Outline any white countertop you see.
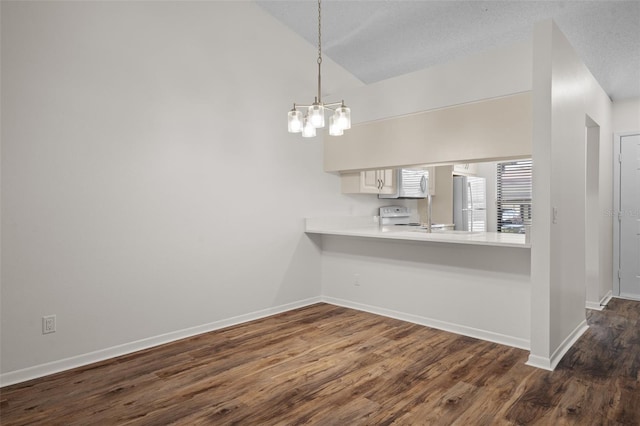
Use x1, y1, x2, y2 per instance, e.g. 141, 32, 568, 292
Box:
305, 216, 530, 248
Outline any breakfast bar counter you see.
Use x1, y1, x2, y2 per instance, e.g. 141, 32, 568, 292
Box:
305, 216, 529, 249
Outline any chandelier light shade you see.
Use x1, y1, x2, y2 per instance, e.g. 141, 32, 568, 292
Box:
308, 100, 325, 128
302, 118, 317, 138
329, 116, 343, 136
287, 108, 303, 133
287, 0, 351, 138
334, 104, 351, 130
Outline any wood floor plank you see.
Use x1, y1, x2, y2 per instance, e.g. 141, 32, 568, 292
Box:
2, 300, 640, 425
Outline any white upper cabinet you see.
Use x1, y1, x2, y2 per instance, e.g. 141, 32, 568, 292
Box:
359, 169, 396, 194
341, 169, 395, 194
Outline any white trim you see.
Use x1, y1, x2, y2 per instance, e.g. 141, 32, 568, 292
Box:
0, 297, 322, 387
585, 301, 604, 311
525, 319, 588, 371
613, 132, 622, 297
586, 290, 612, 311
600, 290, 613, 307
525, 354, 554, 371
321, 296, 530, 350
618, 293, 640, 302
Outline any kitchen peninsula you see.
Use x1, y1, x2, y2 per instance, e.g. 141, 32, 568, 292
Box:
305, 217, 529, 248
306, 215, 532, 351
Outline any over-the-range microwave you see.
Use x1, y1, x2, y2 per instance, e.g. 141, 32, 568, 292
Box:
379, 168, 428, 199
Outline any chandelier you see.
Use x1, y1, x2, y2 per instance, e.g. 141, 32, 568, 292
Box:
287, 0, 351, 138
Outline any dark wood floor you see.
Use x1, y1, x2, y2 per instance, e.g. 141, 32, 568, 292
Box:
1, 299, 638, 425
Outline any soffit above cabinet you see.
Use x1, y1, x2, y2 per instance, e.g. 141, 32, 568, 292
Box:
324, 92, 532, 173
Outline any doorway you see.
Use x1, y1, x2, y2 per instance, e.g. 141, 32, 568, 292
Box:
614, 132, 640, 300
585, 118, 601, 309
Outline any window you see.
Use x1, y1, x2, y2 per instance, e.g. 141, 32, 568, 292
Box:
497, 159, 532, 234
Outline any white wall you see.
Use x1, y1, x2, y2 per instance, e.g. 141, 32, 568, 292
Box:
335, 40, 533, 124
0, 1, 388, 384
590, 80, 615, 314
321, 237, 531, 348
529, 20, 612, 370
613, 97, 640, 133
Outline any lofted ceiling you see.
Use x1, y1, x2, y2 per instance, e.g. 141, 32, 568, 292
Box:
257, 0, 640, 101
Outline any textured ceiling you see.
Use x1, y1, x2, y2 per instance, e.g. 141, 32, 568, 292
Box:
257, 0, 640, 101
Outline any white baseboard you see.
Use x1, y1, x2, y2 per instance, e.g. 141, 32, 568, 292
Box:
525, 319, 588, 371
617, 293, 640, 301
321, 296, 530, 350
586, 301, 604, 311
600, 291, 613, 307
525, 354, 554, 371
0, 297, 322, 388
586, 290, 613, 311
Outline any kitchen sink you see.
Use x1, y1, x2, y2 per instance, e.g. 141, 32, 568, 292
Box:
433, 229, 483, 234
409, 228, 482, 234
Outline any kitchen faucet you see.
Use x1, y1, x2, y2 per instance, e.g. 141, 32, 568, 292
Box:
418, 194, 432, 233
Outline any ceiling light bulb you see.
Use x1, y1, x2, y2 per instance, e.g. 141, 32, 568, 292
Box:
308, 103, 325, 128
329, 116, 343, 136
302, 118, 317, 138
288, 108, 303, 133
334, 105, 351, 130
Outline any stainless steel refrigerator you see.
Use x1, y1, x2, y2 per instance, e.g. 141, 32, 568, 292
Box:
453, 176, 486, 232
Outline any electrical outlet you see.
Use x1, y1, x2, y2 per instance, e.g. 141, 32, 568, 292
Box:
42, 315, 56, 334
353, 273, 360, 286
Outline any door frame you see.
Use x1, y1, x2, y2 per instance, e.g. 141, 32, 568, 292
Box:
613, 132, 640, 297
585, 118, 601, 309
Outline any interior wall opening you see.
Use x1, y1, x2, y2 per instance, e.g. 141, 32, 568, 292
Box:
585, 115, 601, 309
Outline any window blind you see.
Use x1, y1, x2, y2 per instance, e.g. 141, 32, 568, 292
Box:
497, 159, 532, 234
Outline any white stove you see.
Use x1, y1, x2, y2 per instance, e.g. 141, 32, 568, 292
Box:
379, 206, 420, 226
